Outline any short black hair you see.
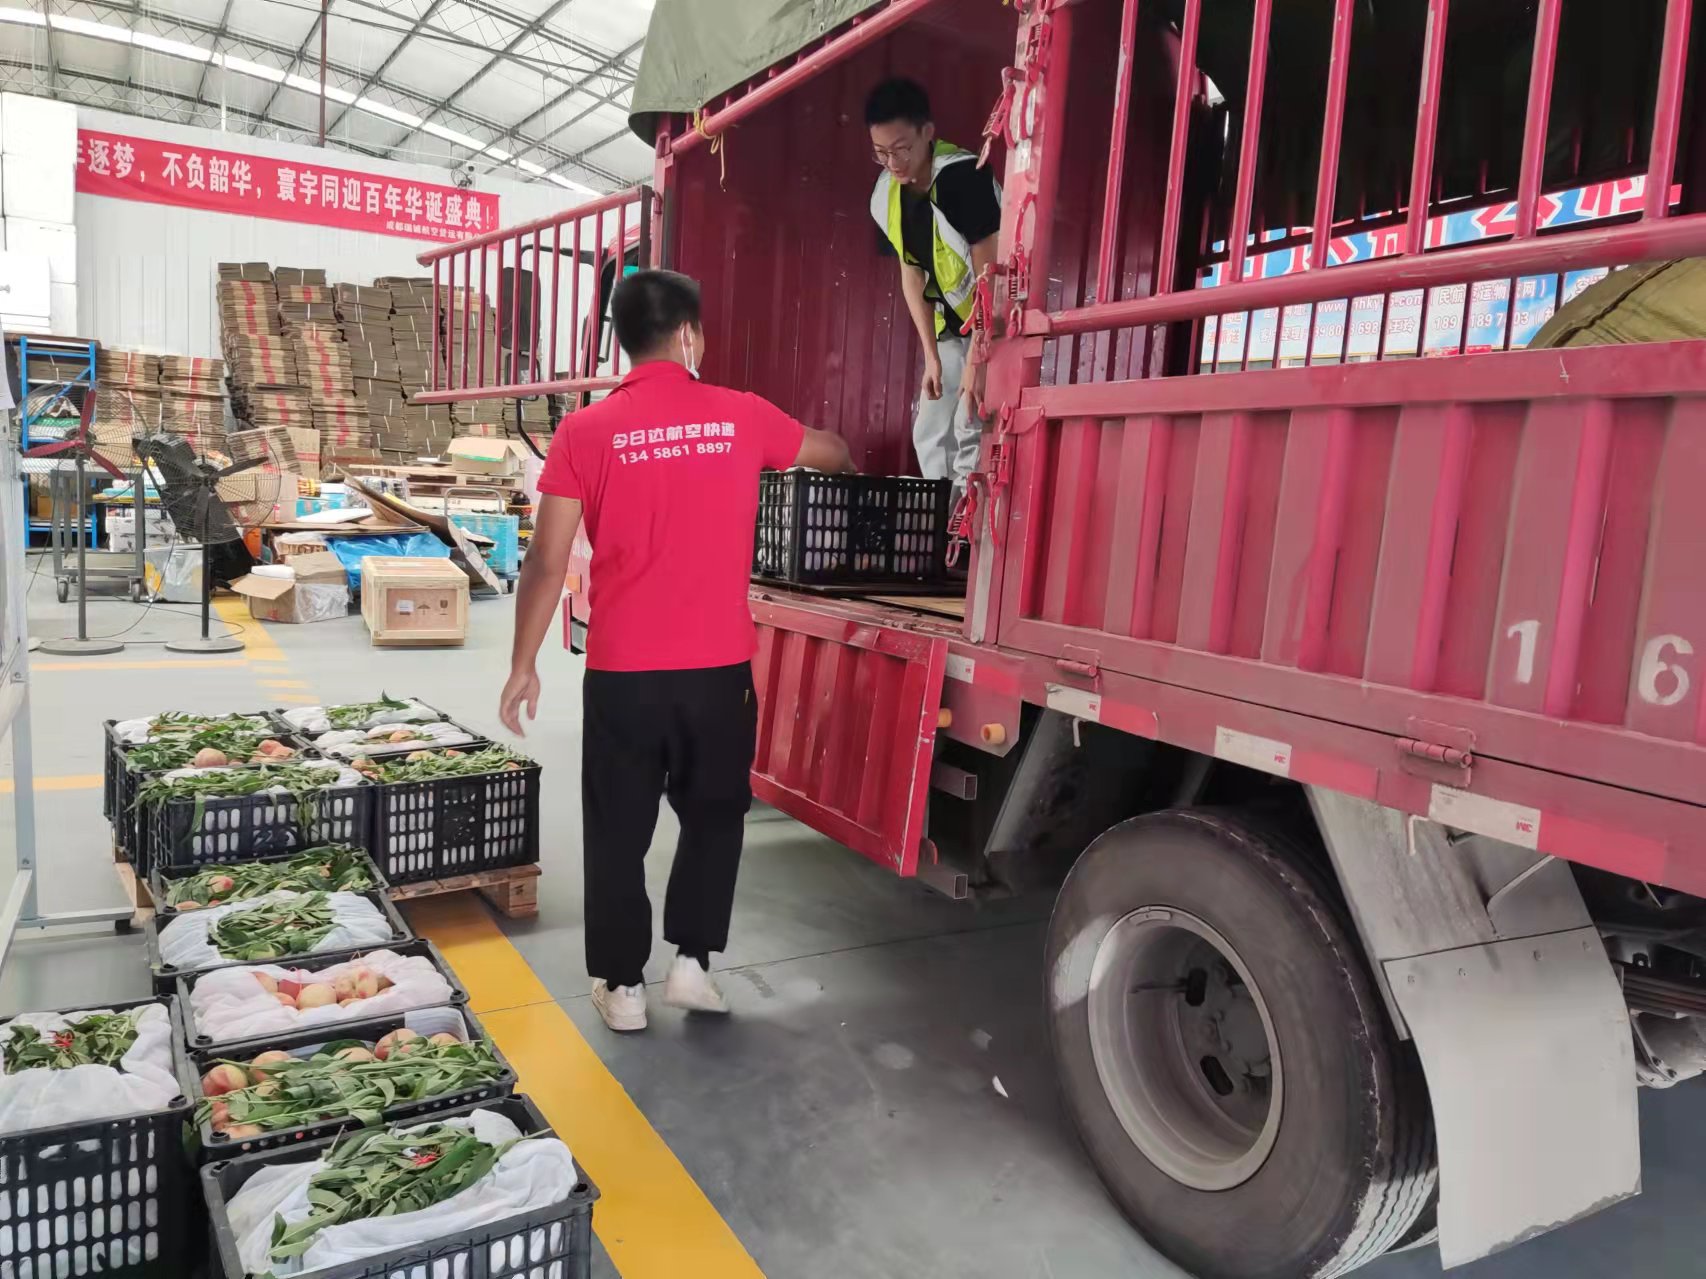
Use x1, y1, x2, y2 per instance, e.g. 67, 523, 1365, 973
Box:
610, 269, 701, 358
865, 78, 932, 128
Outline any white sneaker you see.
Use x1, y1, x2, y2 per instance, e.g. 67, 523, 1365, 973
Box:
663, 956, 729, 1014
590, 980, 647, 1031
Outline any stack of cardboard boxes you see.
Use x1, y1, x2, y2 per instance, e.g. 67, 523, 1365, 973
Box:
342, 284, 407, 465
218, 262, 313, 514
440, 286, 499, 388
90, 348, 231, 464
219, 264, 311, 436
325, 285, 388, 468
379, 276, 453, 460
282, 286, 360, 478
158, 354, 228, 452
89, 350, 160, 472
95, 349, 163, 431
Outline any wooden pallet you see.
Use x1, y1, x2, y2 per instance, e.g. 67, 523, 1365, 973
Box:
112, 858, 154, 921
386, 863, 540, 919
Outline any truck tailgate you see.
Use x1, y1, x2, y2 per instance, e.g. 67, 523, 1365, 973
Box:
749, 592, 949, 876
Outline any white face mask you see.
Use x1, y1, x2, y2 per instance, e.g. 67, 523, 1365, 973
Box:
680, 326, 700, 380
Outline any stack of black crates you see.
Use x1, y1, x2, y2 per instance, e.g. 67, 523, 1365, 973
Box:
0, 697, 590, 1278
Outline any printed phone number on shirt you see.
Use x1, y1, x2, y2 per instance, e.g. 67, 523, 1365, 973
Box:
613, 421, 738, 464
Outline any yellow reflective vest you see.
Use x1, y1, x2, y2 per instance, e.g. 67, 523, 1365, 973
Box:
869, 142, 998, 337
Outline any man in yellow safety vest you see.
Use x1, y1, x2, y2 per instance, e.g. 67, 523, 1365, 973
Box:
867, 78, 1002, 495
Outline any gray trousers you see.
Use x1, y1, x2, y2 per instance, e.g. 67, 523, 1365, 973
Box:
913, 333, 983, 490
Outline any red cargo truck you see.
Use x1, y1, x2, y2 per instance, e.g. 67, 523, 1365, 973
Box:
421, 1, 1706, 1273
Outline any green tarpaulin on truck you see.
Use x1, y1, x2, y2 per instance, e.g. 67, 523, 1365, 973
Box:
1529, 260, 1706, 350
629, 0, 884, 144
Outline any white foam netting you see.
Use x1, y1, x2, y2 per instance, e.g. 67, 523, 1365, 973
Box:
280, 701, 441, 736
229, 1109, 577, 1277
158, 891, 397, 973
311, 720, 477, 758
158, 762, 365, 789
190, 949, 455, 1044
111, 714, 273, 745
0, 1003, 180, 1134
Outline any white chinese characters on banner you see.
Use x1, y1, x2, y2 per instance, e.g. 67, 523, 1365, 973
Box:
78, 129, 496, 243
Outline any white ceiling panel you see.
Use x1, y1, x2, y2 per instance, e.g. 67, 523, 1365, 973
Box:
0, 0, 659, 197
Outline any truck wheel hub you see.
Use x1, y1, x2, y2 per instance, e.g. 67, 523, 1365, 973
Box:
1086, 907, 1283, 1191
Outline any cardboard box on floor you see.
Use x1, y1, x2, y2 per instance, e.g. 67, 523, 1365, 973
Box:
448, 437, 530, 479
360, 556, 468, 646
230, 551, 350, 624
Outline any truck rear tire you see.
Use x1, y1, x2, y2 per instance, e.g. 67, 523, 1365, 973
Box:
1046, 811, 1436, 1278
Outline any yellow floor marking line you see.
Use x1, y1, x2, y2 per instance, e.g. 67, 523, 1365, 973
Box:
211, 595, 286, 663
404, 895, 766, 1279
32, 658, 249, 672
0, 774, 102, 793
272, 693, 321, 704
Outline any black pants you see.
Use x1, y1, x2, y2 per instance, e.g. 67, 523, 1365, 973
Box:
582, 662, 758, 988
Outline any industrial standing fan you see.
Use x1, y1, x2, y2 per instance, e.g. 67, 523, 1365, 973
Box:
27, 384, 140, 656
136, 430, 285, 653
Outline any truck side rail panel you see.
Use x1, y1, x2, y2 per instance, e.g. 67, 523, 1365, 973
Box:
993, 339, 1706, 887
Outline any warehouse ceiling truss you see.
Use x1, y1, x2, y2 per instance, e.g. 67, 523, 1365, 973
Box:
0, 0, 656, 194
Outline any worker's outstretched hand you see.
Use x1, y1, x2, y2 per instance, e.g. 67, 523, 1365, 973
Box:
499, 666, 541, 737
921, 357, 943, 401
961, 361, 988, 417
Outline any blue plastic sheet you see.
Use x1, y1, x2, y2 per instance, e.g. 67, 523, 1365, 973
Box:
325, 534, 451, 590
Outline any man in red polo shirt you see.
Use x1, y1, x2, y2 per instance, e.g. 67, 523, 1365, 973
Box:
500, 269, 852, 1032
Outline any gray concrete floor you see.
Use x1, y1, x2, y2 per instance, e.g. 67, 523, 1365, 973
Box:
4, 558, 1704, 1278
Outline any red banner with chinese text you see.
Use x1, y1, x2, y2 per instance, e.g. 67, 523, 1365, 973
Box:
74, 128, 500, 243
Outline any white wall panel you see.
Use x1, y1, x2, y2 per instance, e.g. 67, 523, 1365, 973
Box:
72, 107, 583, 359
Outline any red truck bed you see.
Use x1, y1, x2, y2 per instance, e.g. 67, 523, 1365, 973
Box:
663, 0, 1706, 899
451, 0, 1706, 897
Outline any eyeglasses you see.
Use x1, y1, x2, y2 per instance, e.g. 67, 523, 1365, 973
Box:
871, 140, 920, 166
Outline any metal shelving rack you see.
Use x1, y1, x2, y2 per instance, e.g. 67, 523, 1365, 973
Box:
18, 335, 99, 547
0, 349, 131, 973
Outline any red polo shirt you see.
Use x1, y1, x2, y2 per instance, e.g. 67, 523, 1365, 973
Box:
539, 361, 805, 671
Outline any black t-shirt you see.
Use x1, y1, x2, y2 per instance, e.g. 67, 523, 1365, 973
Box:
878, 158, 1002, 330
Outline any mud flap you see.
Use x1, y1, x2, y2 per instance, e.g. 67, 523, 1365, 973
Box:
1308, 788, 1640, 1268
1388, 928, 1639, 1267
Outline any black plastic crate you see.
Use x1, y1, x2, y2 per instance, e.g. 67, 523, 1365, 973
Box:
754, 471, 951, 586
370, 755, 540, 885
0, 997, 197, 1278
145, 889, 415, 996
189, 1005, 517, 1160
104, 713, 297, 859
178, 939, 469, 1059
116, 738, 319, 864
138, 763, 373, 882
204, 1095, 594, 1279
149, 846, 390, 922
102, 721, 123, 824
